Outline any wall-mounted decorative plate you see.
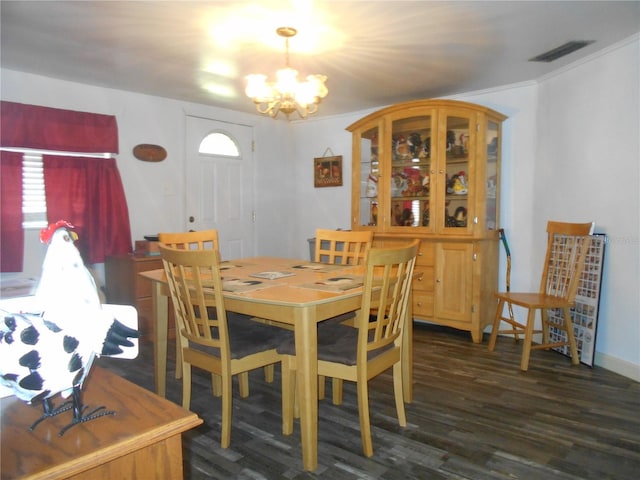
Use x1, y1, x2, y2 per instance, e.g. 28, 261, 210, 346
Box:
133, 144, 167, 162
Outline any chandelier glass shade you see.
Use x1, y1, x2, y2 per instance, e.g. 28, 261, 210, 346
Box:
245, 27, 328, 119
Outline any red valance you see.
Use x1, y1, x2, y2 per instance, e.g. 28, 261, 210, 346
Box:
0, 101, 118, 154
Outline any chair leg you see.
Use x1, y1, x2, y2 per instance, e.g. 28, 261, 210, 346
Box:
238, 371, 250, 398
281, 356, 296, 436
212, 374, 221, 397
318, 375, 326, 400
563, 306, 580, 365
393, 361, 406, 427
488, 298, 505, 351
220, 372, 233, 448
182, 362, 192, 410
356, 377, 373, 457
332, 378, 343, 405
520, 308, 537, 371
264, 364, 275, 383
175, 338, 183, 379
541, 309, 550, 345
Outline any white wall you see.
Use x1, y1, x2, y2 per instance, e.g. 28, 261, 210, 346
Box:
1, 34, 638, 379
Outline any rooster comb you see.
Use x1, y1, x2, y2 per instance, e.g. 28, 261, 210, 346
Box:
40, 220, 75, 244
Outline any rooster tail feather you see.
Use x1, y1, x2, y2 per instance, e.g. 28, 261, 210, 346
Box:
101, 319, 139, 356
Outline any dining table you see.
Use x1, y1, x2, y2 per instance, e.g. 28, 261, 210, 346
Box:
140, 256, 414, 472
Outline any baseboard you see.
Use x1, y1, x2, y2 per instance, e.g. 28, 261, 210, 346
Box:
594, 352, 640, 382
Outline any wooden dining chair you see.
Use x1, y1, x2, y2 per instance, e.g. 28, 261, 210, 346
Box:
488, 221, 594, 371
314, 228, 373, 265
279, 240, 419, 457
314, 229, 373, 402
159, 229, 276, 393
158, 229, 219, 251
159, 244, 290, 448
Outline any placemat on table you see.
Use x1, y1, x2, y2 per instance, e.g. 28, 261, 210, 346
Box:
294, 275, 363, 292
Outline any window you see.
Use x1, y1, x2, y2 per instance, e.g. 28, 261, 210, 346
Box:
198, 132, 240, 157
22, 153, 47, 229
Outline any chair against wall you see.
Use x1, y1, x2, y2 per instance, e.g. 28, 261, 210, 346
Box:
159, 245, 289, 448
487, 221, 594, 371
314, 229, 373, 402
279, 240, 419, 457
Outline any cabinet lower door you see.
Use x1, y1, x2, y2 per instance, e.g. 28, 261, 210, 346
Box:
435, 242, 473, 322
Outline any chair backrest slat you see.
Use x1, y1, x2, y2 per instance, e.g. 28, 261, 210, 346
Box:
314, 229, 373, 265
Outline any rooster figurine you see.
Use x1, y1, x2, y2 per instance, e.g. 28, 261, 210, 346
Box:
0, 220, 139, 436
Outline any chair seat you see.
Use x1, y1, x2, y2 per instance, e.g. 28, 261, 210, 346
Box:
192, 312, 292, 359
496, 292, 575, 309
277, 321, 392, 366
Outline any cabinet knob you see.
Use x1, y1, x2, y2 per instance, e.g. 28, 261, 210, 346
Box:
436, 278, 441, 283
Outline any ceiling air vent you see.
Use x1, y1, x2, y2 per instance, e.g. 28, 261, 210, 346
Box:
529, 40, 595, 62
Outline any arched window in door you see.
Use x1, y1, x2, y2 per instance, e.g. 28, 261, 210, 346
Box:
198, 131, 240, 157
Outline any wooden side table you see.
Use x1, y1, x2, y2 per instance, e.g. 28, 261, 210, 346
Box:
1, 367, 202, 479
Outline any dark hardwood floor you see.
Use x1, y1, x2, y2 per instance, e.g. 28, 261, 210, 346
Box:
98, 324, 640, 479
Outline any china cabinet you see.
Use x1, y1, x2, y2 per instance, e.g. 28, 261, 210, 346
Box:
347, 99, 506, 342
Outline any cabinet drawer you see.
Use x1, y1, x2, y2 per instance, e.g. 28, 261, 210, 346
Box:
413, 291, 434, 317
136, 297, 176, 340
413, 266, 434, 291
136, 276, 154, 299
135, 297, 154, 336
416, 242, 435, 266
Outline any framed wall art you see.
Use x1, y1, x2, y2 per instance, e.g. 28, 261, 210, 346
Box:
314, 155, 343, 188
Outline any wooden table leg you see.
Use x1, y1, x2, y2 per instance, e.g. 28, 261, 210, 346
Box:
152, 281, 168, 397
295, 310, 318, 471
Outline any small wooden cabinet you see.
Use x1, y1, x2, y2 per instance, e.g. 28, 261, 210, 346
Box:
1, 367, 201, 479
347, 99, 507, 342
105, 254, 174, 340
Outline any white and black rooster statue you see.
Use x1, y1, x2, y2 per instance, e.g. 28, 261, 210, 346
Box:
0, 220, 139, 436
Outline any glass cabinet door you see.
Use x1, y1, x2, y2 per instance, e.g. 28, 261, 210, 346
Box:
443, 114, 471, 232
358, 125, 379, 227
485, 120, 500, 231
390, 115, 433, 230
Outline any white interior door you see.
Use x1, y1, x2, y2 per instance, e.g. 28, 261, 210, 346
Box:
185, 116, 255, 260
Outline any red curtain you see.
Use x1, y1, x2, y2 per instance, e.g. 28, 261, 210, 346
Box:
43, 156, 132, 264
1, 101, 118, 153
0, 151, 24, 272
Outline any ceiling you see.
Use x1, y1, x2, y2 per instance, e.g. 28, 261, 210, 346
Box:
1, 1, 639, 119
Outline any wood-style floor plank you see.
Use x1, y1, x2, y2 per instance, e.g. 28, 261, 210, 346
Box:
99, 324, 640, 479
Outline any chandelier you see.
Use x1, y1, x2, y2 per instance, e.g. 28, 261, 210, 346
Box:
245, 27, 328, 119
